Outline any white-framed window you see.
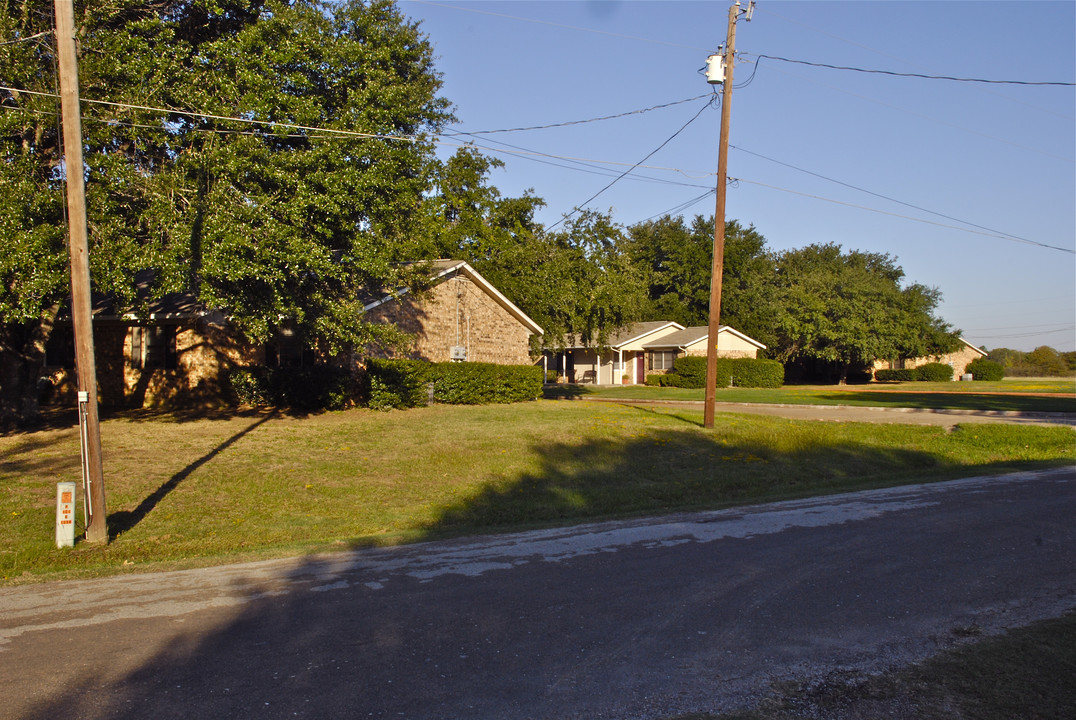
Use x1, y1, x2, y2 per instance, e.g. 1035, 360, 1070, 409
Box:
648, 350, 676, 371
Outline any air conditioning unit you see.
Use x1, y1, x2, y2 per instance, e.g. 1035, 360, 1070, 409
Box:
450, 346, 468, 361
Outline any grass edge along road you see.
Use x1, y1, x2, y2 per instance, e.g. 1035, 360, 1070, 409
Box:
670, 612, 1076, 720
3, 399, 1073, 583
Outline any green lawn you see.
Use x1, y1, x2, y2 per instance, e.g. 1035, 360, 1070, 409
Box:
555, 377, 1076, 413
3, 400, 1073, 582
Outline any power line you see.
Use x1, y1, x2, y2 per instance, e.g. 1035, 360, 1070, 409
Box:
3, 85, 1068, 253
729, 175, 1076, 254
0, 30, 51, 46
748, 53, 1076, 87
548, 95, 716, 231
730, 144, 1045, 248
441, 94, 712, 135
640, 189, 716, 223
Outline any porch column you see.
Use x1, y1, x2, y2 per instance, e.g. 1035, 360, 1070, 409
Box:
618, 349, 624, 383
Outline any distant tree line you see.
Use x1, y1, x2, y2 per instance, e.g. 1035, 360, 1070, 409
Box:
986, 347, 1076, 377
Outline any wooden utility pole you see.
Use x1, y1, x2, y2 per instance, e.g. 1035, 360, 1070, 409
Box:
704, 1, 746, 429
54, 0, 108, 542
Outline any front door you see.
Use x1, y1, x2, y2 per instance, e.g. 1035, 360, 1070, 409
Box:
636, 353, 645, 384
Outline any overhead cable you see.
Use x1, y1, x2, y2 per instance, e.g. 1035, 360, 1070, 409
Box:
441, 94, 712, 135
730, 144, 1048, 248
548, 94, 716, 231
748, 53, 1076, 86
730, 176, 1076, 254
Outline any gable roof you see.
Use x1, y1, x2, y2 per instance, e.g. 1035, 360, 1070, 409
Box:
642, 325, 766, 350
363, 259, 544, 336
606, 321, 684, 347
959, 338, 988, 358
560, 320, 684, 350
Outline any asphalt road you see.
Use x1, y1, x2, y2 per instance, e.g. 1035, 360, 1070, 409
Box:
2, 468, 1073, 720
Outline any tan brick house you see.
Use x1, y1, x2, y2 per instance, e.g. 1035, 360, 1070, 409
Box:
42, 260, 543, 408
642, 325, 765, 378
547, 321, 765, 385
363, 260, 543, 365
872, 337, 988, 381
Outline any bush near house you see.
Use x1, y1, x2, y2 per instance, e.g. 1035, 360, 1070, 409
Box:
670, 356, 709, 388
362, 358, 543, 410
875, 368, 919, 382
729, 357, 785, 388
644, 357, 783, 389
966, 358, 1005, 381
228, 365, 355, 410
875, 362, 955, 383
917, 362, 956, 382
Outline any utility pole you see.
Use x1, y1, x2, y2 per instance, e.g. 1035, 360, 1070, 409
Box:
703, 1, 751, 429
54, 0, 108, 542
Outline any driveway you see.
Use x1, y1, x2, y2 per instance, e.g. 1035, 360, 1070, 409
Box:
1, 467, 1073, 719
587, 397, 1076, 427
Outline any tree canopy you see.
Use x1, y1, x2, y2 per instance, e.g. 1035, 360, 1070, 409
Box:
770, 243, 959, 382
1, 0, 451, 419
624, 215, 776, 347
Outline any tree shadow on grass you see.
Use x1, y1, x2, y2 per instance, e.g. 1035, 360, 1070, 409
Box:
106, 411, 277, 539
416, 421, 960, 541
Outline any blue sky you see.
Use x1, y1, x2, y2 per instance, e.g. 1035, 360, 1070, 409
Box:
399, 0, 1076, 353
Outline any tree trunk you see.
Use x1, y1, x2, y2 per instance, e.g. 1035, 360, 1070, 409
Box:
838, 362, 849, 385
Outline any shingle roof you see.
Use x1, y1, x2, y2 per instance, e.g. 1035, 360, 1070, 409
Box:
642, 325, 766, 350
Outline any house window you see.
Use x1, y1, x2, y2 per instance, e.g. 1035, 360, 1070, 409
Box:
44, 325, 76, 368
131, 326, 178, 370
265, 334, 315, 368
648, 350, 676, 371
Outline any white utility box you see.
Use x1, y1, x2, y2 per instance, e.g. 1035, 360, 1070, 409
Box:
56, 482, 76, 548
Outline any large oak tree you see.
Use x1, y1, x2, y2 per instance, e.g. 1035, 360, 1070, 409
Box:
0, 0, 451, 421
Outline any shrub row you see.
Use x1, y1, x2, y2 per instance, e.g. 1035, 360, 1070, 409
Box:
362, 358, 543, 410
965, 358, 1005, 381
645, 356, 784, 389
874, 362, 955, 383
228, 365, 354, 410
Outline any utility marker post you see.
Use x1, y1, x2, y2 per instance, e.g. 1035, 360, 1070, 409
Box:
704, 1, 750, 429
54, 0, 108, 542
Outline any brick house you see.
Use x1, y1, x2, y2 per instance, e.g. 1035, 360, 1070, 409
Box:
547, 321, 764, 385
42, 290, 258, 409
642, 325, 765, 376
872, 337, 988, 381
363, 259, 543, 365
42, 260, 543, 408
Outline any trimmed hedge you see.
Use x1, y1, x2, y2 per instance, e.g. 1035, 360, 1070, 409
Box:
875, 368, 918, 382
917, 362, 955, 382
362, 358, 543, 410
228, 365, 355, 410
875, 363, 956, 383
727, 357, 785, 388
670, 356, 708, 388
965, 358, 1005, 381
643, 357, 783, 389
